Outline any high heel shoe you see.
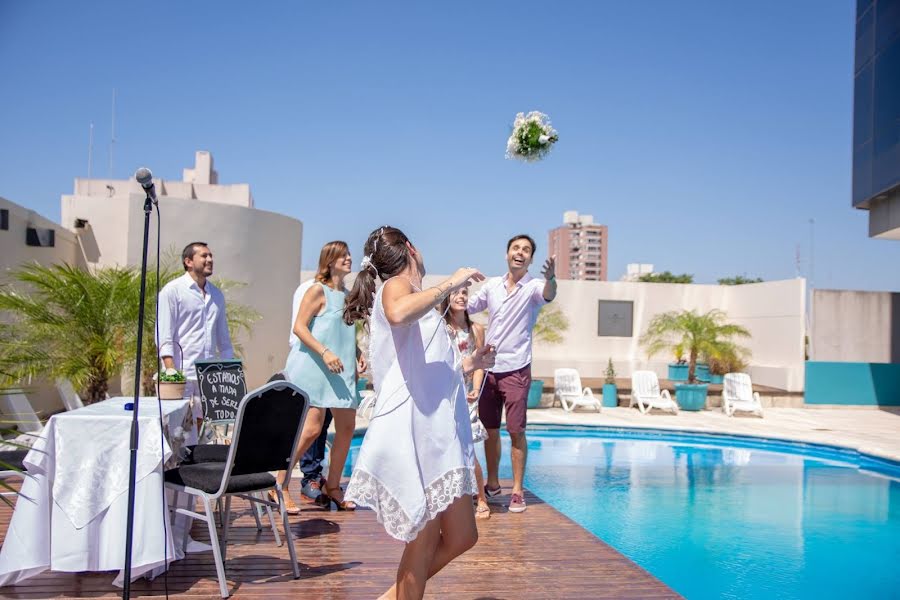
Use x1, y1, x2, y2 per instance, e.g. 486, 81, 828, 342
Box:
323, 484, 356, 511
270, 489, 301, 515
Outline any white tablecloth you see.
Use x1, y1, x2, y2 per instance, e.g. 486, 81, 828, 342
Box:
0, 397, 194, 588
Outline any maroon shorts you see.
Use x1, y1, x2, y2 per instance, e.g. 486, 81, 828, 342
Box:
479, 364, 531, 434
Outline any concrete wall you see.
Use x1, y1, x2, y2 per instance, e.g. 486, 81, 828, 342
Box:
523, 278, 806, 392
302, 271, 807, 392
0, 196, 82, 282
0, 197, 86, 419
868, 189, 900, 239
62, 192, 303, 388
805, 362, 900, 406
811, 289, 900, 363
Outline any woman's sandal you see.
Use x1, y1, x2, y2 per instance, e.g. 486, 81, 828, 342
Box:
475, 502, 491, 520
270, 489, 301, 515
323, 485, 357, 511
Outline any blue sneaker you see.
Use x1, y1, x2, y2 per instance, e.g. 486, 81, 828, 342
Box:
301, 478, 323, 501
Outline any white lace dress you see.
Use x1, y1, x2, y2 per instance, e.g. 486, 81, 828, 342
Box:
345, 284, 477, 542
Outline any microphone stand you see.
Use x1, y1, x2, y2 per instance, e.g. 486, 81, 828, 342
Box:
122, 191, 155, 599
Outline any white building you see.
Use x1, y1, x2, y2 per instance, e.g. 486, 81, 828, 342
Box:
60, 151, 303, 387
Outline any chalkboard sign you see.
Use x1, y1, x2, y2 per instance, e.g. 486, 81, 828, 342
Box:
195, 359, 247, 423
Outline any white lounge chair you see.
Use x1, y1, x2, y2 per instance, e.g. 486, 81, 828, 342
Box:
56, 379, 85, 412
722, 373, 763, 417
630, 371, 678, 415
0, 391, 43, 433
553, 368, 602, 413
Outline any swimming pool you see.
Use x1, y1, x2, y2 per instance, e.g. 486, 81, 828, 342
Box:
346, 426, 900, 599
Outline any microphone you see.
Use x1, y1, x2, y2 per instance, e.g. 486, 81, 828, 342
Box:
134, 167, 158, 204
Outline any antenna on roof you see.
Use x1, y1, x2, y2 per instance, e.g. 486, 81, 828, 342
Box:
108, 88, 116, 178
87, 122, 94, 178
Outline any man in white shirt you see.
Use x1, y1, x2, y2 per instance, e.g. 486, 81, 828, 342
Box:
157, 241, 234, 424
468, 234, 556, 514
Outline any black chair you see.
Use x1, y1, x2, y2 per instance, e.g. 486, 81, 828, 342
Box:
190, 371, 288, 464
186, 371, 293, 534
164, 380, 309, 598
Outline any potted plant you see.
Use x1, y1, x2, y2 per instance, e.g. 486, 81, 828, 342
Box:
707, 348, 748, 385
602, 358, 618, 408
695, 362, 711, 383
157, 368, 187, 400
527, 379, 544, 409
641, 309, 750, 411
667, 344, 688, 381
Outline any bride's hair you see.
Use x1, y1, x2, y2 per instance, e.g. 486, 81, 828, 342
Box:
343, 226, 411, 325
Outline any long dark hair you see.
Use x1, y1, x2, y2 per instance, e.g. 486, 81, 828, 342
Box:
343, 226, 411, 325
440, 291, 472, 331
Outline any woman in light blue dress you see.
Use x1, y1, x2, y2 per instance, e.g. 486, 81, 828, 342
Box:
279, 241, 362, 513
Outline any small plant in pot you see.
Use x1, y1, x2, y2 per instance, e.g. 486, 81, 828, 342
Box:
641, 309, 750, 411
602, 358, 618, 408
156, 368, 187, 400
667, 344, 689, 381
706, 348, 748, 385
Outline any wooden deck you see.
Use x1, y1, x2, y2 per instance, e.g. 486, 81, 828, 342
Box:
0, 482, 678, 599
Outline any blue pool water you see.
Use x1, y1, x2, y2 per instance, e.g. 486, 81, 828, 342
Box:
346, 427, 900, 599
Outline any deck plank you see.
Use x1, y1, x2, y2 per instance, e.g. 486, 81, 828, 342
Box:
0, 481, 678, 599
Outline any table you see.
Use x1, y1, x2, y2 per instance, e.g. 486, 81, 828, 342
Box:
0, 397, 194, 587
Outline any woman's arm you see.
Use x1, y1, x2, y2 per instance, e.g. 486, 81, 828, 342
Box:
294, 284, 344, 373
382, 268, 485, 327
469, 323, 486, 400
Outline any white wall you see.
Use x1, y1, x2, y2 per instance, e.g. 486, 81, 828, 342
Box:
303, 270, 807, 392
812, 289, 899, 362
0, 196, 82, 281
0, 197, 86, 418
521, 278, 806, 392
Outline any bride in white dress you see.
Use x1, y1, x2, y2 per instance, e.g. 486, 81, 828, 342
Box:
342, 226, 496, 600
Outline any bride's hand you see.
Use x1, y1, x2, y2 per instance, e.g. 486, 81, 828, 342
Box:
447, 267, 485, 294
470, 344, 496, 372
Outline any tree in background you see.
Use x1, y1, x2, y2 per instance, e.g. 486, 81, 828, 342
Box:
717, 276, 763, 285
638, 271, 694, 284
533, 305, 569, 344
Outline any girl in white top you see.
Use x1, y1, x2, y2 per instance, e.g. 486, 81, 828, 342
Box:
439, 287, 491, 520
343, 226, 496, 600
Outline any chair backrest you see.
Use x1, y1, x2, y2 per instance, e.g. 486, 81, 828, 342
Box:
631, 370, 660, 398
554, 368, 582, 396
195, 360, 247, 424
267, 371, 288, 383
226, 381, 309, 478
55, 379, 84, 412
0, 391, 42, 433
724, 372, 753, 401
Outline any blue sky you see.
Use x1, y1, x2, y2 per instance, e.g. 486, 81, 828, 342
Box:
2, 1, 898, 290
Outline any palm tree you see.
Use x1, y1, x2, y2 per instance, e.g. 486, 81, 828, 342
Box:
0, 264, 143, 403
533, 305, 569, 345
640, 309, 750, 383
0, 263, 261, 402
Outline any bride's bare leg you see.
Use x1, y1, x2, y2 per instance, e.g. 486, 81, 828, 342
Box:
393, 517, 441, 600
383, 494, 479, 599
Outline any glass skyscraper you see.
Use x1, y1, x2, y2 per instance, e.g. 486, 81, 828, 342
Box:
853, 0, 900, 238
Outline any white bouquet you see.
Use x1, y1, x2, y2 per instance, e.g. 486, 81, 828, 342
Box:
505, 111, 559, 162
